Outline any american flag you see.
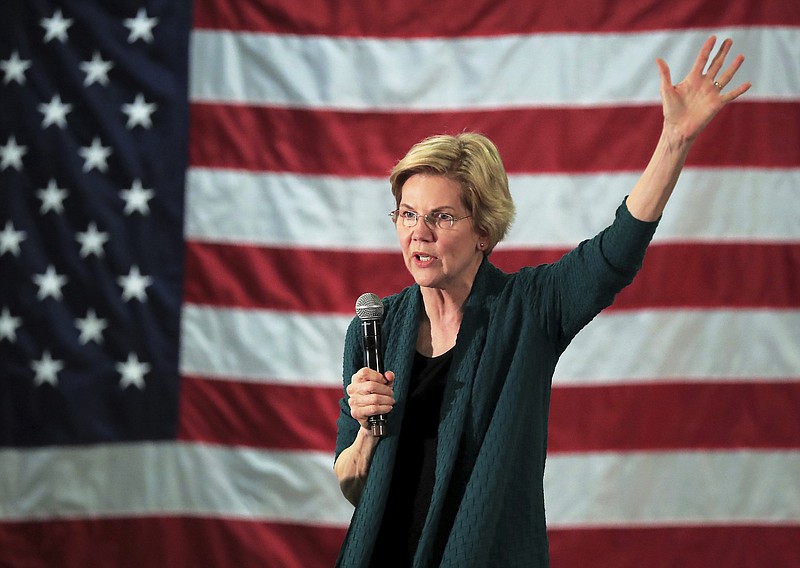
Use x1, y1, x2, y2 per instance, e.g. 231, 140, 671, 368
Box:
1, 0, 798, 566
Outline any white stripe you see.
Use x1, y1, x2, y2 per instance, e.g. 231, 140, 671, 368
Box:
556, 309, 800, 385
179, 305, 352, 385
184, 167, 800, 249
179, 305, 800, 385
3, 444, 796, 526
189, 27, 799, 109
0, 443, 353, 526
545, 450, 800, 526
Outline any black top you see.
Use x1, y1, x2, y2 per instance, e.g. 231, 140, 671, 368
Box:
370, 348, 454, 567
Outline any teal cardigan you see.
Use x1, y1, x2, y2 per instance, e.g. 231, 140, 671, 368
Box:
335, 200, 658, 567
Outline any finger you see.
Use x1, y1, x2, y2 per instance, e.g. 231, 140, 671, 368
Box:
347, 379, 392, 399
721, 81, 752, 103
348, 393, 394, 422
706, 38, 732, 79
351, 367, 386, 385
655, 58, 673, 90
349, 392, 393, 411
714, 53, 746, 89
689, 35, 717, 77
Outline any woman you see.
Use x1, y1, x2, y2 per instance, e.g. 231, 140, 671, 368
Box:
334, 36, 750, 567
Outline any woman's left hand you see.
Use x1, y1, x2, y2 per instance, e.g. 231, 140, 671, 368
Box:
657, 35, 751, 144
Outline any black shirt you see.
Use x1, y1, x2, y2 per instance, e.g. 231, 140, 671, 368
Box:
370, 348, 453, 567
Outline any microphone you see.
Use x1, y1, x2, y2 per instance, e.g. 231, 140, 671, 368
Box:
355, 292, 387, 437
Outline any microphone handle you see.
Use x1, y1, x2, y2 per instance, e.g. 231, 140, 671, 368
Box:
361, 320, 387, 437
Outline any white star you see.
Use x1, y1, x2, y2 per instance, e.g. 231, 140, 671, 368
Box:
1, 50, 32, 85
117, 265, 153, 302
0, 136, 27, 171
116, 352, 150, 389
33, 265, 68, 301
37, 179, 69, 214
79, 137, 112, 172
31, 351, 64, 387
122, 93, 157, 129
40, 9, 74, 43
123, 8, 159, 44
79, 51, 114, 87
120, 179, 154, 215
75, 221, 109, 258
0, 220, 26, 256
75, 308, 108, 345
0, 307, 22, 342
38, 94, 73, 129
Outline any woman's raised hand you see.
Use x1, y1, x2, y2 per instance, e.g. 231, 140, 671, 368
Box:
656, 35, 751, 144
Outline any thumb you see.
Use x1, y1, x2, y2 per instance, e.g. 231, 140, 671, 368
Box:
656, 58, 673, 92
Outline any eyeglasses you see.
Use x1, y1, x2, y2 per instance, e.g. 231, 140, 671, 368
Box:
389, 209, 472, 230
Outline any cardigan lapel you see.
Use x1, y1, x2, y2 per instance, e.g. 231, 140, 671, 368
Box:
337, 285, 423, 567
414, 259, 508, 564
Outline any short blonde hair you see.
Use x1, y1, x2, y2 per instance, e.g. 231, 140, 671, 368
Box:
389, 133, 515, 254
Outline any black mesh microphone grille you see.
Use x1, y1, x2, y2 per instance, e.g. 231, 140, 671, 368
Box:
355, 292, 384, 321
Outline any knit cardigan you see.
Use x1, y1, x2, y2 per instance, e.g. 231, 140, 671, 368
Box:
335, 200, 658, 567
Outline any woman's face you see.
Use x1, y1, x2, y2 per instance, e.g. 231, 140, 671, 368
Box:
395, 174, 485, 293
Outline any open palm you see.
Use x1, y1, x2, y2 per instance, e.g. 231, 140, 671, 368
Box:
657, 36, 751, 143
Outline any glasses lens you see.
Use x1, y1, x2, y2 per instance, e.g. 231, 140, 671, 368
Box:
435, 213, 454, 229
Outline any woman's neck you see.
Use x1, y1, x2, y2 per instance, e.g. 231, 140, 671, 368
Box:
417, 277, 474, 357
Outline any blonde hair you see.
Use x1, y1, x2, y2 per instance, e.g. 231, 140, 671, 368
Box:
389, 133, 515, 254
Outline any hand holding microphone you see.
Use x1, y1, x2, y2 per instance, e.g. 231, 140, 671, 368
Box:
351, 293, 393, 437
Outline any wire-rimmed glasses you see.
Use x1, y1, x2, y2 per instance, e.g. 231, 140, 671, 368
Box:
389, 209, 471, 230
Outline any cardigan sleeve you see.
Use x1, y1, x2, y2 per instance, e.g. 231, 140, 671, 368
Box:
526, 197, 659, 345
334, 316, 363, 461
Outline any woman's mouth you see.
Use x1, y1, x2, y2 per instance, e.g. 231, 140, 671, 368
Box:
413, 253, 436, 265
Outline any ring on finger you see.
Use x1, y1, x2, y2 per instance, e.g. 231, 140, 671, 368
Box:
713, 81, 723, 89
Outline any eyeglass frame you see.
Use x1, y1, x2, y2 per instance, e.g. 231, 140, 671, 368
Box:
389, 208, 472, 230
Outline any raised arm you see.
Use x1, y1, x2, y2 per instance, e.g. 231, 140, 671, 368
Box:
626, 36, 752, 221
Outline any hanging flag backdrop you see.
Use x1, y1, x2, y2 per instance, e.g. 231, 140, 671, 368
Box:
1, 1, 798, 566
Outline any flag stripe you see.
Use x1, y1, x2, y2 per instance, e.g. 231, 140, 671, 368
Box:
544, 451, 800, 525
176, 378, 800, 452
188, 102, 799, 176
177, 376, 341, 451
184, 167, 800, 248
0, 518, 346, 568
547, 526, 800, 568
2, 522, 797, 568
179, 306, 800, 386
189, 27, 798, 108
0, 443, 352, 525
3, 445, 797, 525
549, 382, 800, 451
193, 0, 800, 36
183, 242, 800, 312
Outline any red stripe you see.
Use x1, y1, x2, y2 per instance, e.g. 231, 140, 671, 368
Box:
176, 376, 798, 452
0, 517, 345, 568
183, 241, 800, 313
177, 375, 341, 452
2, 519, 796, 568
549, 382, 800, 452
548, 525, 800, 568
188, 102, 799, 176
193, 0, 799, 35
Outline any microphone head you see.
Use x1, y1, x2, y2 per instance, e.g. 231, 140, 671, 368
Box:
355, 292, 384, 321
